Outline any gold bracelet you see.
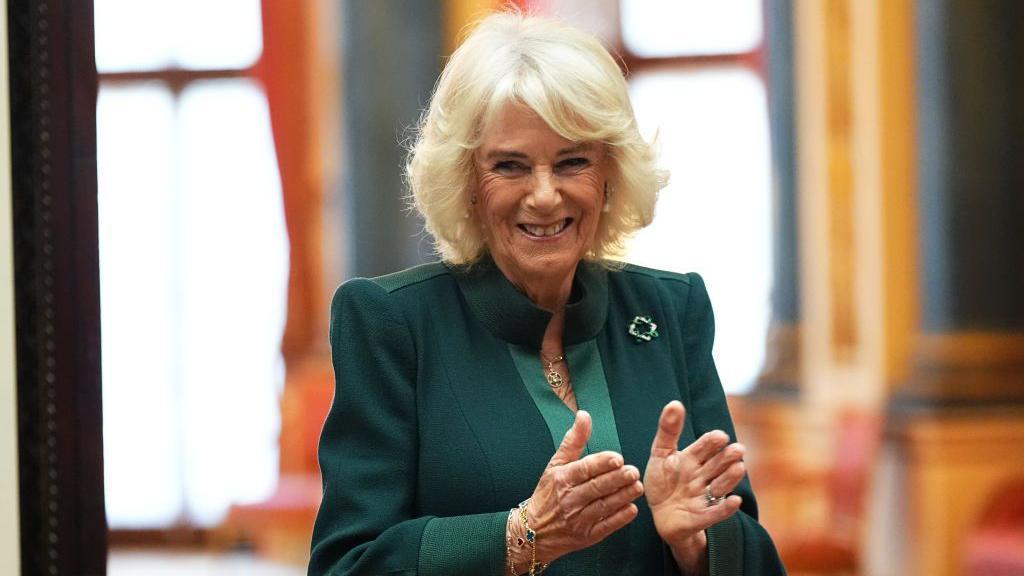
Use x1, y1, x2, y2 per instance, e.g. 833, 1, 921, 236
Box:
517, 499, 548, 575
505, 508, 518, 576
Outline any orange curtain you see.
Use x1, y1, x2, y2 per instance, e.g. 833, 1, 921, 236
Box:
257, 0, 325, 363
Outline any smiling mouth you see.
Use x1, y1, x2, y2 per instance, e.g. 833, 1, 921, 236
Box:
518, 218, 573, 238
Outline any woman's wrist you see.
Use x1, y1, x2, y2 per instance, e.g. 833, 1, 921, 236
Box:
506, 503, 550, 575
506, 508, 529, 574
668, 530, 708, 576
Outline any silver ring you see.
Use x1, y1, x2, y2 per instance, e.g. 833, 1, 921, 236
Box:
704, 485, 725, 507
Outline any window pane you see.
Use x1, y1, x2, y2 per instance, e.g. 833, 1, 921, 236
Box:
173, 0, 264, 70
626, 67, 772, 394
99, 79, 287, 528
533, 0, 620, 46
620, 0, 762, 57
176, 79, 288, 525
98, 84, 183, 527
94, 0, 176, 72
95, 0, 263, 72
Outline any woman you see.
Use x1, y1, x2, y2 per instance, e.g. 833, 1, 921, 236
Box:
310, 11, 785, 576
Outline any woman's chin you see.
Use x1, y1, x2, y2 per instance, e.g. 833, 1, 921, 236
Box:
490, 232, 591, 290
509, 250, 584, 280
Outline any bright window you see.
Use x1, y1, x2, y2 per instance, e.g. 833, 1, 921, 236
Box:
626, 68, 772, 394
96, 1, 287, 528
94, 0, 263, 71
620, 0, 762, 57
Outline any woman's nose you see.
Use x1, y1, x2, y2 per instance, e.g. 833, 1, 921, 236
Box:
527, 169, 561, 211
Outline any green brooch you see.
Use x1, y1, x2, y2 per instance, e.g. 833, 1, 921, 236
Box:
628, 315, 659, 343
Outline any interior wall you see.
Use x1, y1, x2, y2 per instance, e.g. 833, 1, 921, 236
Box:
341, 0, 442, 278
0, 0, 23, 572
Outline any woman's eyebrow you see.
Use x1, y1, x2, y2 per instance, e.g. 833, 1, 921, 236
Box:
557, 142, 593, 155
482, 143, 593, 161
483, 149, 530, 161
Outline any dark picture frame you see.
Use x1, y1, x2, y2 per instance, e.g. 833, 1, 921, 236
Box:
8, 0, 106, 574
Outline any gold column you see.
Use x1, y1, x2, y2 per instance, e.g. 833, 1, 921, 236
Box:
795, 0, 918, 421
792, 0, 920, 572
877, 0, 919, 388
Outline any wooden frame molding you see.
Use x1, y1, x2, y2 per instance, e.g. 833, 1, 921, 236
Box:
8, 0, 106, 573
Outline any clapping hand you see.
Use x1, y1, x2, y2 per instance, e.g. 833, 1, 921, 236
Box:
644, 401, 746, 565
523, 410, 645, 565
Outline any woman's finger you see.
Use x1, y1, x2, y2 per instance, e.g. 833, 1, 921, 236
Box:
681, 429, 731, 464
697, 494, 743, 526
696, 442, 745, 483
562, 463, 638, 509
586, 502, 639, 541
650, 401, 686, 457
548, 410, 593, 468
559, 451, 625, 489
706, 460, 746, 502
579, 479, 643, 525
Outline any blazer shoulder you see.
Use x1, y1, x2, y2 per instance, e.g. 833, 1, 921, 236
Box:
368, 261, 451, 294
616, 262, 701, 288
330, 262, 451, 317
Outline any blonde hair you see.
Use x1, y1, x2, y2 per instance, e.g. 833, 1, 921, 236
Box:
406, 11, 669, 264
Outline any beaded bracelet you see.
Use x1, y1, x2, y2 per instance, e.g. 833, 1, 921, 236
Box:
517, 499, 548, 575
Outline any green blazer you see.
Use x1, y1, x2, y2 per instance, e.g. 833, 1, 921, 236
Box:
310, 258, 785, 576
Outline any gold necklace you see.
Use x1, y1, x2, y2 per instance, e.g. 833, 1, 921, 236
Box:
541, 353, 566, 389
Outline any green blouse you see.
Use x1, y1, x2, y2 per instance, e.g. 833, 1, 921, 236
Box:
309, 257, 786, 576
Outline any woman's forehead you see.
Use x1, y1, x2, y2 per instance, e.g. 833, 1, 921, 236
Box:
477, 103, 593, 153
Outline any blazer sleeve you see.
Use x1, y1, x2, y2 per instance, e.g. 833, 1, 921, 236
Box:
681, 273, 787, 576
309, 279, 507, 576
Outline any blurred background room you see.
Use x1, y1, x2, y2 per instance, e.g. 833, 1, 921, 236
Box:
3, 0, 1021, 575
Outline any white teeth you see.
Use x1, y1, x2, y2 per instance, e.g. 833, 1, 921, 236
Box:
523, 220, 568, 237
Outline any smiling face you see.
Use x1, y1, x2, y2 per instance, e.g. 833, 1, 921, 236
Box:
472, 103, 608, 304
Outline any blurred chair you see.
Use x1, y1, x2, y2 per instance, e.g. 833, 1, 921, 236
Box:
964, 477, 1024, 576
762, 409, 883, 575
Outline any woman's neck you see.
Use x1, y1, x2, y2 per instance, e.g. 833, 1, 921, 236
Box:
540, 310, 567, 356
491, 257, 576, 313
522, 273, 573, 312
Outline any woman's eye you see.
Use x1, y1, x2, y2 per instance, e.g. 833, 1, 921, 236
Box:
494, 160, 528, 175
557, 157, 590, 171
